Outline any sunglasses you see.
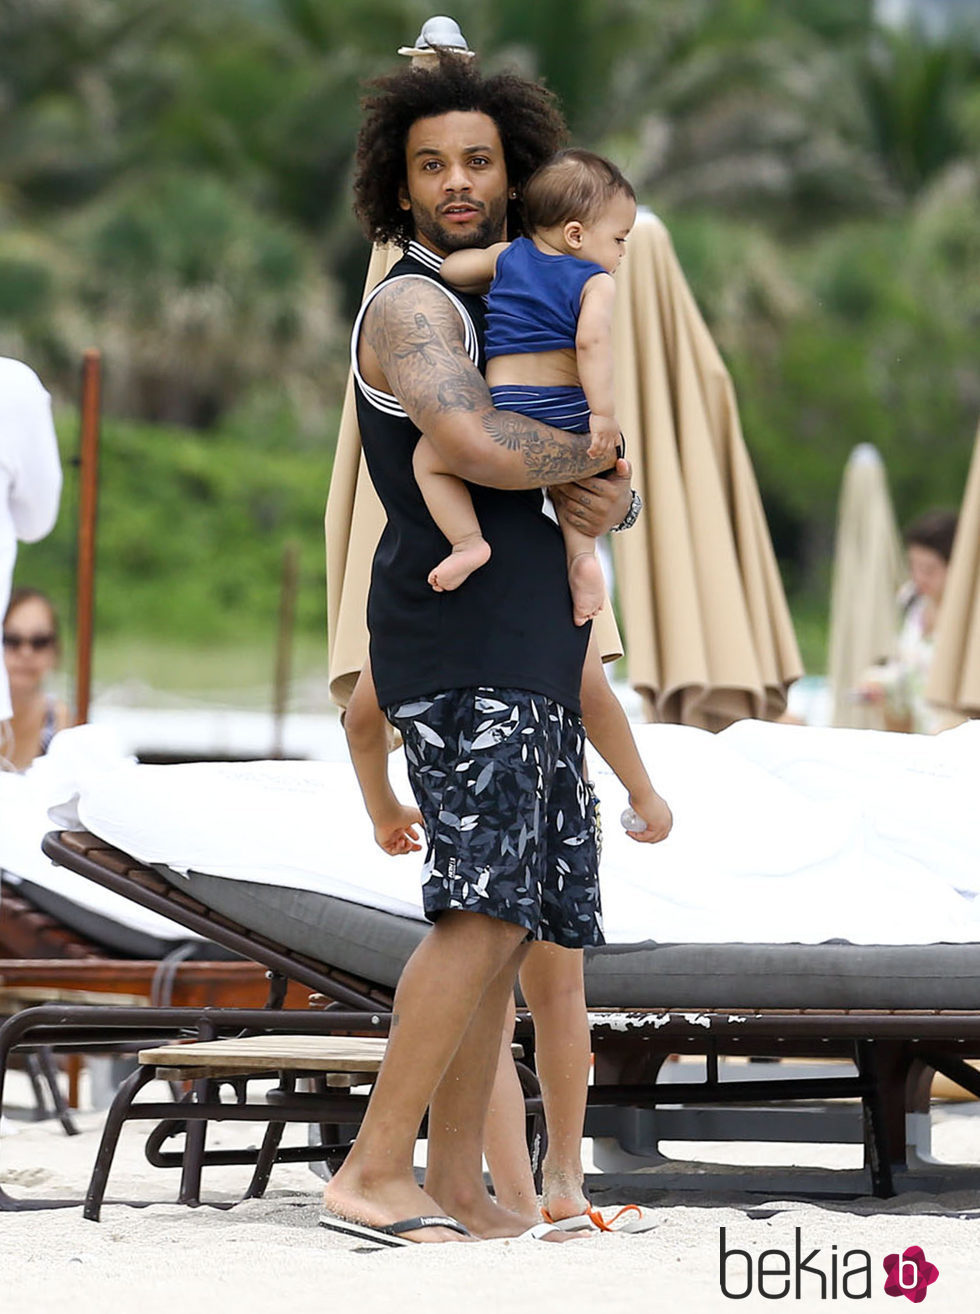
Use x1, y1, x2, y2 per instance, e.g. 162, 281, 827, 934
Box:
2, 633, 56, 652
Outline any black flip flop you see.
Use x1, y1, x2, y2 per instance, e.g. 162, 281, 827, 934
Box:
318, 1211, 471, 1247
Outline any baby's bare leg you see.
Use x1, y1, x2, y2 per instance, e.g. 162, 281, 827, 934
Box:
558, 515, 605, 626
413, 436, 491, 591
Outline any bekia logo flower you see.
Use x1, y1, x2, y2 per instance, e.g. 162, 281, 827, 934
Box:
883, 1247, 939, 1303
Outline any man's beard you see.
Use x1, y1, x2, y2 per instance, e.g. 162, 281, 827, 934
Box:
410, 195, 507, 254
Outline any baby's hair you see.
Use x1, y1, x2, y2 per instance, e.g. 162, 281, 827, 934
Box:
522, 149, 635, 232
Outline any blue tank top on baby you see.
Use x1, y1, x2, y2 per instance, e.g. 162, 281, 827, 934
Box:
485, 238, 607, 434
485, 238, 607, 357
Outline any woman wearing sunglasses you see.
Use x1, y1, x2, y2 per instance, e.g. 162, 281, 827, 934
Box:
1, 355, 64, 764
2, 589, 69, 770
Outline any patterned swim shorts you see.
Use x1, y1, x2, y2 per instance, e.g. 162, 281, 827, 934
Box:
387, 688, 603, 950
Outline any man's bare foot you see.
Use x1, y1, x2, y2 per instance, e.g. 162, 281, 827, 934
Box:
568, 553, 605, 626
540, 1166, 590, 1224
322, 1170, 474, 1244
428, 536, 491, 592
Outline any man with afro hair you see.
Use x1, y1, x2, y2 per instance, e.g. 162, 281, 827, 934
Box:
321, 52, 633, 1247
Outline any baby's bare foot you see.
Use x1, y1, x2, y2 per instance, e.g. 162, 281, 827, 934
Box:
428, 537, 491, 592
568, 553, 606, 626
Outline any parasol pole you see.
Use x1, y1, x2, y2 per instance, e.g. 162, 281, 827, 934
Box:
74, 349, 101, 726
271, 540, 300, 759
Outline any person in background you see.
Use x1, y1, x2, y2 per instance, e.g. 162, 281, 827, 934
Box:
858, 509, 959, 733
0, 358, 63, 766
2, 588, 70, 770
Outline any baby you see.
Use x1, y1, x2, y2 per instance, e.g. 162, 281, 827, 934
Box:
413, 149, 636, 626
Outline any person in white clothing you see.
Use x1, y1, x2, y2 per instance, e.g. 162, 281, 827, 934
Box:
0, 358, 63, 762
857, 509, 959, 733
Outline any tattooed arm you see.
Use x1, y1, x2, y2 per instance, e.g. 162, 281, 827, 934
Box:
358, 277, 612, 490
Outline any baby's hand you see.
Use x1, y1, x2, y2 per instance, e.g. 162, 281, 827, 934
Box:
373, 804, 425, 856
624, 789, 673, 844
587, 414, 620, 461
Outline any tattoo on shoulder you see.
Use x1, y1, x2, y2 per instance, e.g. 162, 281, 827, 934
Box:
363, 279, 487, 418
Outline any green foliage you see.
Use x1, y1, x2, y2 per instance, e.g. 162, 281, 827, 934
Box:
671, 202, 978, 595
14, 410, 338, 644
3, 0, 980, 665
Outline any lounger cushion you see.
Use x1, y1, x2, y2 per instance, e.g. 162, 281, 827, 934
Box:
582, 940, 980, 1010
155, 867, 980, 1008
11, 876, 237, 962
156, 867, 427, 990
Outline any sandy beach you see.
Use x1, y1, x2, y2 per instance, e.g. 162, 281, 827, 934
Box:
3, 1071, 979, 1314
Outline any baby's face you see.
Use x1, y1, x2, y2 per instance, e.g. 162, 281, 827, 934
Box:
576, 193, 637, 274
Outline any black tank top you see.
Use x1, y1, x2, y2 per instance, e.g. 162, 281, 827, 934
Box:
353, 242, 589, 713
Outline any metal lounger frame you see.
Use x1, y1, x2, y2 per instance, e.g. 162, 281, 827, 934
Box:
4, 830, 980, 1211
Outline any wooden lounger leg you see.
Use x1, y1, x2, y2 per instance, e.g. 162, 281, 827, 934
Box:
84, 1063, 158, 1221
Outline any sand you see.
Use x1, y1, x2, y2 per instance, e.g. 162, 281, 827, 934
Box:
2, 1074, 978, 1314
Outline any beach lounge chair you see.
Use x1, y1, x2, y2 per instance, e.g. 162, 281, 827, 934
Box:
0, 869, 312, 1009
0, 864, 317, 1143
4, 828, 980, 1219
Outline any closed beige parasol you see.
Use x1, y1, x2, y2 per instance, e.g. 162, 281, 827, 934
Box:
827, 445, 905, 729
926, 420, 980, 718
608, 211, 802, 730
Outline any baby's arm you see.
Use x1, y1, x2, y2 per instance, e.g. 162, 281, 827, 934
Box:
440, 242, 509, 295
576, 275, 620, 462
344, 659, 424, 856
579, 637, 672, 843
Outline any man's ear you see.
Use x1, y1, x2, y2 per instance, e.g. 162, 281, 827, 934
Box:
564, 220, 584, 250
398, 184, 412, 212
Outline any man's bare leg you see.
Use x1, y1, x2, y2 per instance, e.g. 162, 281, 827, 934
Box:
322, 910, 527, 1243
425, 945, 587, 1242
423, 938, 536, 1238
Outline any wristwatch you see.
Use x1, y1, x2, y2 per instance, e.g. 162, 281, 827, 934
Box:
610, 489, 642, 533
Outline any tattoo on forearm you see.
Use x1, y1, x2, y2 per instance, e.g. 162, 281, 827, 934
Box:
481, 411, 600, 482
